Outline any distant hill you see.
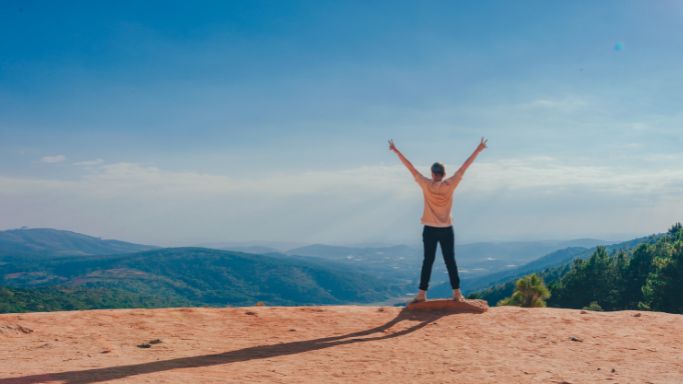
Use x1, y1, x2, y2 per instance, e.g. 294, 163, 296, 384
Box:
285, 239, 612, 288
0, 247, 408, 312
199, 240, 302, 253
445, 247, 591, 294
0, 228, 156, 258
0, 228, 622, 311
287, 239, 610, 265
218, 245, 283, 255
285, 244, 420, 282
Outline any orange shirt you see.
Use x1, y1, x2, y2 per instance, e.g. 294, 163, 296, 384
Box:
414, 173, 462, 227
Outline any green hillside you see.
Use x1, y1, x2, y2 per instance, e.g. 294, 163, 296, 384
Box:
445, 234, 658, 297
0, 247, 407, 313
0, 286, 193, 313
549, 223, 683, 312
473, 224, 683, 314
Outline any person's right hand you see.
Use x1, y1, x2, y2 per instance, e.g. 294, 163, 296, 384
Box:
388, 139, 397, 152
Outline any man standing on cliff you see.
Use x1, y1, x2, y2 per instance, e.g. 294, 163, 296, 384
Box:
389, 138, 488, 303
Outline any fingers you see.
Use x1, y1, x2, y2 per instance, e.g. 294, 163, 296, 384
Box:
477, 137, 488, 151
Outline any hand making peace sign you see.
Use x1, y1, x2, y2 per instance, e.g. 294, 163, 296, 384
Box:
477, 137, 488, 151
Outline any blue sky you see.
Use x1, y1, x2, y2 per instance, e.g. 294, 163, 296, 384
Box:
1, 1, 682, 245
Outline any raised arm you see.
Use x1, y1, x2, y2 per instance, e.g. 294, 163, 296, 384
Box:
389, 139, 423, 179
447, 137, 488, 183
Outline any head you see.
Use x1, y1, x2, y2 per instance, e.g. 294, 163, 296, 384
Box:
431, 162, 445, 181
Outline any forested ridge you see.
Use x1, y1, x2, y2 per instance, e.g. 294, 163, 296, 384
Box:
473, 223, 683, 314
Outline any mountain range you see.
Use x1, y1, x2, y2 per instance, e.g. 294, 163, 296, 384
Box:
0, 227, 644, 312
224, 239, 613, 287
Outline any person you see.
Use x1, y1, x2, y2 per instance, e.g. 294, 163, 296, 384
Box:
389, 137, 488, 303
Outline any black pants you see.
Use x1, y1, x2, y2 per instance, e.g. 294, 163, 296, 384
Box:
419, 225, 460, 291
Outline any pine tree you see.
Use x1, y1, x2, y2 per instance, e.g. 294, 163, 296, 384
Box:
498, 274, 551, 308
622, 244, 655, 308
642, 237, 683, 313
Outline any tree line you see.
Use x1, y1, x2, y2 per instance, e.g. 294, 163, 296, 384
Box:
493, 223, 683, 313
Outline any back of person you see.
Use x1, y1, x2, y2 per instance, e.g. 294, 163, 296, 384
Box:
415, 174, 459, 228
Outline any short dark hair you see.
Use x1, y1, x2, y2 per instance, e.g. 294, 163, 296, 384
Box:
431, 162, 445, 175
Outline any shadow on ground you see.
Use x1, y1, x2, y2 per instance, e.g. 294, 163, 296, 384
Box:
0, 307, 479, 384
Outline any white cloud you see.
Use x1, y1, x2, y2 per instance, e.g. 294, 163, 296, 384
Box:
40, 155, 66, 164
519, 97, 588, 112
1, 157, 682, 244
73, 158, 104, 167
464, 156, 683, 197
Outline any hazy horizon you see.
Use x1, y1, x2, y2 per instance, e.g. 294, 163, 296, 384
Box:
0, 225, 641, 250
1, 2, 681, 245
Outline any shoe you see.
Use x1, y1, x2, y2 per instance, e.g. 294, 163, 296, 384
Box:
452, 288, 466, 302
409, 294, 426, 304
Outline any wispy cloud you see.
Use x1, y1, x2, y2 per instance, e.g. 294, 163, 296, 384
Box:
40, 155, 66, 164
1, 157, 682, 244
466, 156, 683, 197
519, 97, 588, 112
73, 158, 104, 167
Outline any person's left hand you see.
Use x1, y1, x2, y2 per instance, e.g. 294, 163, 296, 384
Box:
477, 137, 488, 151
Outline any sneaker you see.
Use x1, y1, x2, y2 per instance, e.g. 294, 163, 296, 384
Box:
452, 289, 466, 302
452, 295, 466, 302
410, 293, 426, 304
